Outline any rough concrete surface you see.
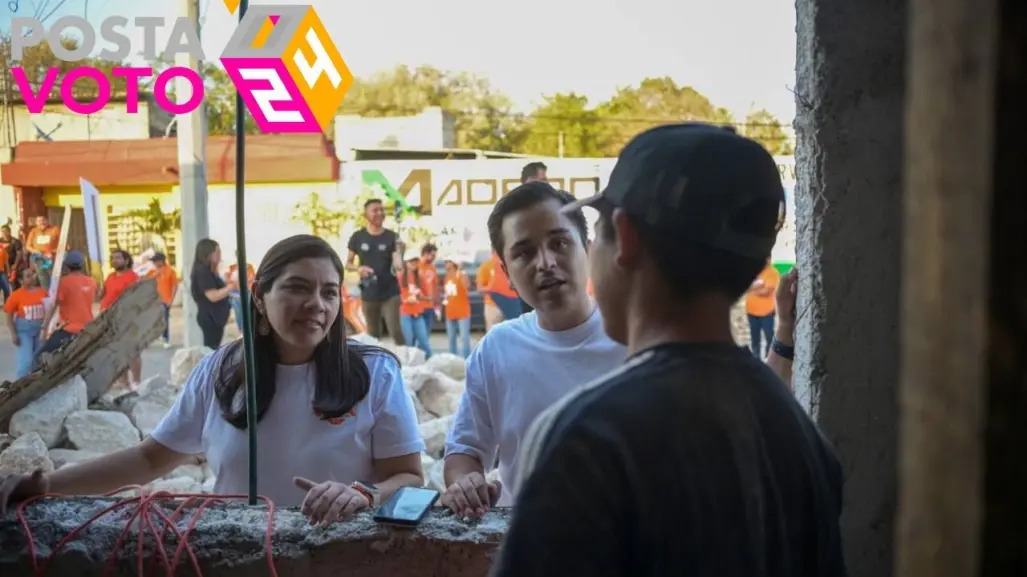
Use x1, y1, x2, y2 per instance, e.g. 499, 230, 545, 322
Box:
794, 0, 906, 574
0, 499, 507, 577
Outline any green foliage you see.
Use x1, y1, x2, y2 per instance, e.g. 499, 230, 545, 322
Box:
292, 192, 349, 238
339, 65, 527, 152
150, 55, 260, 136
123, 198, 181, 248
741, 109, 795, 155
0, 36, 127, 99
519, 93, 602, 157
339, 68, 793, 156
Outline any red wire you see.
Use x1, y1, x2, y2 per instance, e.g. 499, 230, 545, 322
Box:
15, 487, 279, 577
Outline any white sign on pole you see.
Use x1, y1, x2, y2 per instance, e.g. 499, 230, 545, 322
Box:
79, 177, 102, 267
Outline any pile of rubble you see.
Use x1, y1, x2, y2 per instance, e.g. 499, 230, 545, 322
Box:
0, 339, 468, 496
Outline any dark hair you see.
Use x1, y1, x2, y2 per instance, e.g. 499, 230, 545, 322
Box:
520, 161, 548, 183
364, 198, 383, 210
722, 125, 738, 134
596, 201, 766, 301
401, 262, 421, 289
487, 181, 588, 261
192, 238, 220, 273
214, 234, 397, 430
420, 242, 437, 256
111, 249, 133, 269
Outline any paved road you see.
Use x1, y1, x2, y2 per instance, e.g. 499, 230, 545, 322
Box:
0, 305, 478, 384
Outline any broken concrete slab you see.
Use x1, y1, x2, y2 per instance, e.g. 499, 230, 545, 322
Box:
0, 498, 506, 577
0, 280, 165, 431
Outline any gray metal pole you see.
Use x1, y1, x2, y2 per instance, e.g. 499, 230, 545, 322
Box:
176, 0, 209, 348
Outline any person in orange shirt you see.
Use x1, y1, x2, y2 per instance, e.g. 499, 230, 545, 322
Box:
151, 252, 179, 348
745, 260, 781, 357
100, 249, 142, 387
4, 268, 48, 378
476, 256, 501, 331
481, 251, 523, 323
417, 242, 440, 328
399, 251, 432, 357
99, 250, 139, 311
25, 215, 61, 290
442, 255, 472, 358
37, 251, 97, 359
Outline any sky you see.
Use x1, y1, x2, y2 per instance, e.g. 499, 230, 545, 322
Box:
3, 0, 798, 123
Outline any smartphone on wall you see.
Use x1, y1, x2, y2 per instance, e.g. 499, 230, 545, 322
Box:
373, 487, 440, 527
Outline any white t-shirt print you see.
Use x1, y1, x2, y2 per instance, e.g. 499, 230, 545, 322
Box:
444, 308, 627, 506
150, 345, 425, 507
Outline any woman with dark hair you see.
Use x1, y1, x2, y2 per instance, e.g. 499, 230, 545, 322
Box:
0, 235, 426, 525
190, 238, 234, 350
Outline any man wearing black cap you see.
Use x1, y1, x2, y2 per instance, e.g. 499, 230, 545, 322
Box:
492, 124, 844, 577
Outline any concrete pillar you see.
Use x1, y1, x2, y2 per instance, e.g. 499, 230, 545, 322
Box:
895, 0, 997, 574
977, 0, 1027, 571
793, 0, 907, 575
177, 0, 210, 348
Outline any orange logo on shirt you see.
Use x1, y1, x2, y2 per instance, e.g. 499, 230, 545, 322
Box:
313, 404, 358, 426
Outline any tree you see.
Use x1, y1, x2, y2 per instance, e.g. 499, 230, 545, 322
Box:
339, 65, 527, 152
741, 109, 794, 155
292, 192, 348, 239
123, 197, 181, 251
150, 56, 259, 136
0, 36, 127, 100
520, 93, 602, 157
593, 77, 735, 156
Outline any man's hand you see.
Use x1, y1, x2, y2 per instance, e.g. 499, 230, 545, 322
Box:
294, 477, 370, 526
441, 471, 501, 517
775, 268, 798, 344
11, 334, 20, 347
358, 266, 374, 279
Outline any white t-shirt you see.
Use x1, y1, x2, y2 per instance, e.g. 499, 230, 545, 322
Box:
444, 307, 626, 505
150, 345, 425, 507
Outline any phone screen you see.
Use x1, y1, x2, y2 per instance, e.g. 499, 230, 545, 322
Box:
374, 487, 439, 525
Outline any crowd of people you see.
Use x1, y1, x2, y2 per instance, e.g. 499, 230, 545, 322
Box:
0, 123, 843, 576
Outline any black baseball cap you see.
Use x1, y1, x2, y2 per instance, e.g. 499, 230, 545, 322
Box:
564, 123, 785, 260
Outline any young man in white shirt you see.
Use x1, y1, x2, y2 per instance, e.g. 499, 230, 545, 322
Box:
441, 180, 800, 518
441, 181, 626, 516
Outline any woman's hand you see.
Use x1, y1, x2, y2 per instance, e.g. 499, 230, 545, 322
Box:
0, 469, 49, 516
294, 477, 370, 526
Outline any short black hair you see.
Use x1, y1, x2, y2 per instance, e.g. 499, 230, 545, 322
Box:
420, 242, 437, 255
364, 198, 383, 210
520, 161, 548, 183
487, 181, 588, 260
596, 201, 766, 301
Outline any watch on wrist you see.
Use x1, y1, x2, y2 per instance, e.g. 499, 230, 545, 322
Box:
771, 339, 795, 361
351, 481, 379, 507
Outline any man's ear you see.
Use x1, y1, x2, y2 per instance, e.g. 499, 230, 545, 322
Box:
611, 209, 641, 269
